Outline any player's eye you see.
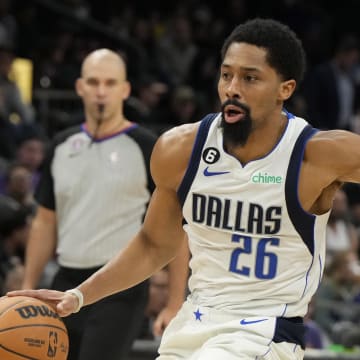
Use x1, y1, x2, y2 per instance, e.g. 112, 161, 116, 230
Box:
244, 75, 257, 82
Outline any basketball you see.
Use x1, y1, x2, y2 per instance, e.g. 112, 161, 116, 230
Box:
0, 296, 69, 359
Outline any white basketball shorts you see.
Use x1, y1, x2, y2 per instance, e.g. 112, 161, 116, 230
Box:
156, 300, 305, 360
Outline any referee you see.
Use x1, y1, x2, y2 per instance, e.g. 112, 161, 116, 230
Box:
21, 49, 188, 360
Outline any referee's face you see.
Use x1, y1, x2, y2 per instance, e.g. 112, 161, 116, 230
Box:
76, 51, 130, 124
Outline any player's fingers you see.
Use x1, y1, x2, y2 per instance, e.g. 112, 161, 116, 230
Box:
6, 289, 64, 301
152, 315, 165, 337
56, 302, 72, 317
56, 293, 80, 317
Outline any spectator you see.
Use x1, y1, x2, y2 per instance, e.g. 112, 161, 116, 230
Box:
326, 188, 359, 268
0, 194, 30, 294
0, 42, 34, 124
315, 251, 360, 345
343, 183, 360, 249
125, 73, 169, 130
0, 0, 18, 48
14, 126, 47, 191
168, 85, 201, 126
156, 15, 198, 87
304, 297, 329, 349
3, 163, 36, 214
303, 34, 360, 130
0, 125, 47, 214
139, 267, 170, 340
0, 39, 35, 160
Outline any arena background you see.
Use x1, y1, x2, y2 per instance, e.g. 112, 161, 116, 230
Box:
1, 0, 360, 359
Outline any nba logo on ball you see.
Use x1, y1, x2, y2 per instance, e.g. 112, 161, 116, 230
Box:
0, 296, 69, 359
48, 331, 58, 357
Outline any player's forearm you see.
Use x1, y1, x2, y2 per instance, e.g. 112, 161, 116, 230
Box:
77, 230, 177, 307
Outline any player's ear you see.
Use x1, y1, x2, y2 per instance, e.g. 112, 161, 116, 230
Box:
121, 81, 131, 101
75, 78, 83, 97
278, 79, 296, 101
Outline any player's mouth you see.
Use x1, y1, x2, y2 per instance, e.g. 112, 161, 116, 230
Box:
224, 105, 246, 123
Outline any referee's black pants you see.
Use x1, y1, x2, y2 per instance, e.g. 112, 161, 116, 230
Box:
52, 266, 149, 360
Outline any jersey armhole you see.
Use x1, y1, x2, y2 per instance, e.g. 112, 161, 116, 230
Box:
177, 113, 218, 206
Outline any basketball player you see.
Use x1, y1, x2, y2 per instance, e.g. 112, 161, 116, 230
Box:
13, 49, 189, 360
9, 18, 360, 359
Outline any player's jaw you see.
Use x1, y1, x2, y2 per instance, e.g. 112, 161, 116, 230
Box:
220, 99, 253, 146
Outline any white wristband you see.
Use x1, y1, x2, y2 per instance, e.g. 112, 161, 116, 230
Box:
65, 288, 84, 313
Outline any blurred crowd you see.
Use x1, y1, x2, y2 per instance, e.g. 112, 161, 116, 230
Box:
1, 0, 360, 351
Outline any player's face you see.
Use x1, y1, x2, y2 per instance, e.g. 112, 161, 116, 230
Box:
218, 42, 287, 145
76, 58, 130, 122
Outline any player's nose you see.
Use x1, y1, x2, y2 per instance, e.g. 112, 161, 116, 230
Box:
225, 77, 242, 100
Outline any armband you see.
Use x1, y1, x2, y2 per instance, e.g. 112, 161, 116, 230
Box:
65, 288, 84, 313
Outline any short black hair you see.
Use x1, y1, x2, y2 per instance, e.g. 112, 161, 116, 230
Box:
221, 18, 306, 84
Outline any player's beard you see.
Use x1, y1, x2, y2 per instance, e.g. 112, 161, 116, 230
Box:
220, 100, 252, 147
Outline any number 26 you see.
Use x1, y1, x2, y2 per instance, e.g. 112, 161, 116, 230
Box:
229, 235, 279, 279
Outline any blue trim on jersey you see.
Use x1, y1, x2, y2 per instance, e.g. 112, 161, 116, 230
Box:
177, 113, 218, 206
318, 255, 323, 289
285, 125, 318, 256
282, 108, 295, 119
238, 110, 292, 168
280, 304, 288, 317
301, 257, 314, 298
80, 123, 139, 142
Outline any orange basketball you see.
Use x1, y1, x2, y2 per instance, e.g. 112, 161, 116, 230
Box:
0, 296, 69, 360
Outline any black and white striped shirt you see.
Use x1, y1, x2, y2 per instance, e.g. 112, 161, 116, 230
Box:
36, 122, 157, 268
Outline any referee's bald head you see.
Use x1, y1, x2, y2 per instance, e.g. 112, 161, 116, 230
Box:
81, 49, 127, 80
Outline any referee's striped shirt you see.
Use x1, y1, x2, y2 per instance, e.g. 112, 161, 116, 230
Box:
36, 122, 157, 269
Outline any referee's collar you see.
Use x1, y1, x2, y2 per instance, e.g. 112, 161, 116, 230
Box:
81, 122, 138, 142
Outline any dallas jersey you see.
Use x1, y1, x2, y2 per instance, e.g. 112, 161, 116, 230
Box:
177, 111, 329, 318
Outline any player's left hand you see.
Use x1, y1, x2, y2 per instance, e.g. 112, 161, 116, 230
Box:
152, 306, 178, 337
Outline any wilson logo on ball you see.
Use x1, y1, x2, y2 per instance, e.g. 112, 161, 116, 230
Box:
15, 305, 60, 320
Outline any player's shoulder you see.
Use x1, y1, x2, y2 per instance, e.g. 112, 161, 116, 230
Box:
308, 128, 359, 148
158, 121, 200, 149
151, 121, 201, 188
306, 128, 360, 162
154, 112, 220, 161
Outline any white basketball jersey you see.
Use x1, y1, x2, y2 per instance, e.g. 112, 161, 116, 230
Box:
178, 111, 330, 318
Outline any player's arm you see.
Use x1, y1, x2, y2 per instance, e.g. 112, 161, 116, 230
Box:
307, 130, 360, 185
326, 130, 360, 183
78, 190, 184, 306
22, 206, 57, 289
7, 123, 198, 316
152, 233, 190, 337
74, 124, 196, 309
330, 131, 360, 183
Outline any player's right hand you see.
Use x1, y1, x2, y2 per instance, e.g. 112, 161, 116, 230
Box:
6, 289, 78, 317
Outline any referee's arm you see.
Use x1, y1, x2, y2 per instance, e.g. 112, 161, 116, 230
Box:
22, 206, 57, 290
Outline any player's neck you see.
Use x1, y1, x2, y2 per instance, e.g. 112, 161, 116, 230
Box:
225, 114, 288, 165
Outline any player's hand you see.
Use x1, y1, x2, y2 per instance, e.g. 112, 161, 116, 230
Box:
152, 306, 177, 337
6, 289, 79, 317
